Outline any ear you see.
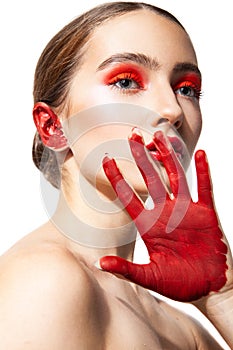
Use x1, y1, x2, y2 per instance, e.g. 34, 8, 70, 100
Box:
33, 102, 68, 151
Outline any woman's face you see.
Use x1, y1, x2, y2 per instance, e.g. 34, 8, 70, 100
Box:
65, 10, 202, 194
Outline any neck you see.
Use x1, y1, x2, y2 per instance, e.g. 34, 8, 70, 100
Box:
52, 168, 137, 266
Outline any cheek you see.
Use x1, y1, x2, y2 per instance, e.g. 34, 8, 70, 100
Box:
69, 70, 124, 114
70, 88, 109, 113
180, 105, 202, 156
68, 69, 112, 114
68, 124, 149, 194
69, 125, 133, 178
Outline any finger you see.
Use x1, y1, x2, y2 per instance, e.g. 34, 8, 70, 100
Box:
99, 255, 154, 289
129, 128, 168, 203
102, 156, 144, 220
195, 150, 214, 208
153, 131, 190, 198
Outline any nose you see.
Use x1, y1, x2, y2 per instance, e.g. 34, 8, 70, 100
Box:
146, 82, 184, 129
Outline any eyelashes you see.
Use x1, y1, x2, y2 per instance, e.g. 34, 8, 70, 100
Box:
107, 71, 145, 95
174, 80, 203, 100
104, 67, 202, 100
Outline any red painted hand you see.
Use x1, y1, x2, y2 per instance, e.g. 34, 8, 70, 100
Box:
100, 129, 228, 302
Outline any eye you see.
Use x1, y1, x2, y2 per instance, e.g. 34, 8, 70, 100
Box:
175, 84, 202, 99
107, 72, 145, 94
114, 76, 139, 90
174, 77, 202, 100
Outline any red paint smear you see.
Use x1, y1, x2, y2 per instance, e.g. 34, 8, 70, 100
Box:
101, 145, 228, 302
100, 203, 227, 302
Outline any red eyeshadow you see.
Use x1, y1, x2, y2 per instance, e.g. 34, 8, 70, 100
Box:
102, 63, 148, 88
174, 73, 202, 90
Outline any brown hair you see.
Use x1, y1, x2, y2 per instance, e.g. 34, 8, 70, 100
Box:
32, 1, 185, 188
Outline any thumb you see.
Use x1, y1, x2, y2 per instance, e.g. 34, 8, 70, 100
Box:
98, 256, 152, 288
99, 256, 132, 276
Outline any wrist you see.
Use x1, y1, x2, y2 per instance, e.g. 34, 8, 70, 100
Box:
194, 288, 233, 348
194, 287, 233, 315
194, 260, 233, 316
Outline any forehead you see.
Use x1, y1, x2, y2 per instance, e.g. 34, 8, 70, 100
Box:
83, 10, 197, 68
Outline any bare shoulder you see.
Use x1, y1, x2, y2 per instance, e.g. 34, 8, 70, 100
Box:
0, 234, 90, 297
0, 230, 103, 349
158, 298, 224, 350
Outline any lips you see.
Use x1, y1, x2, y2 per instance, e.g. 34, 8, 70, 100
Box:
146, 136, 185, 162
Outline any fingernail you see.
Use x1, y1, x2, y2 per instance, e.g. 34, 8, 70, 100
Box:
94, 260, 104, 270
129, 127, 144, 143
132, 127, 142, 135
102, 153, 112, 163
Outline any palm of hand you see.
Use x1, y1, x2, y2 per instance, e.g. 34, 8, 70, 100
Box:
138, 199, 227, 301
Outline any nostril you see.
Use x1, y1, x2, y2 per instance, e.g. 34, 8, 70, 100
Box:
174, 119, 182, 129
157, 117, 169, 125
156, 116, 183, 130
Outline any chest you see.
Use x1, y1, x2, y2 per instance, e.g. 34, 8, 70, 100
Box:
99, 284, 194, 349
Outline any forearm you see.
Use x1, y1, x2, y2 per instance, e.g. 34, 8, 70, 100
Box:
195, 289, 233, 349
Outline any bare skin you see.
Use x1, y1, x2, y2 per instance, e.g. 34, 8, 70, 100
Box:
0, 10, 231, 349
0, 222, 223, 349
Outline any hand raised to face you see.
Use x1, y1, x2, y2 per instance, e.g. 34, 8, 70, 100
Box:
100, 129, 228, 302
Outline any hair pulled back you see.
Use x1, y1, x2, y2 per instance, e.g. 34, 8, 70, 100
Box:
32, 1, 184, 188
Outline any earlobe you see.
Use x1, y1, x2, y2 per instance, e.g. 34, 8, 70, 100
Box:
33, 102, 68, 151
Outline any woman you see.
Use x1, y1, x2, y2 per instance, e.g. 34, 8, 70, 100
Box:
0, 2, 232, 349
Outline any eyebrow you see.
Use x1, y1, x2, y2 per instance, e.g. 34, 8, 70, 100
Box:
97, 52, 160, 71
96, 52, 202, 79
172, 62, 202, 79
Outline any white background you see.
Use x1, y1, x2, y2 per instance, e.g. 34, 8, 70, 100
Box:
0, 1, 232, 348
